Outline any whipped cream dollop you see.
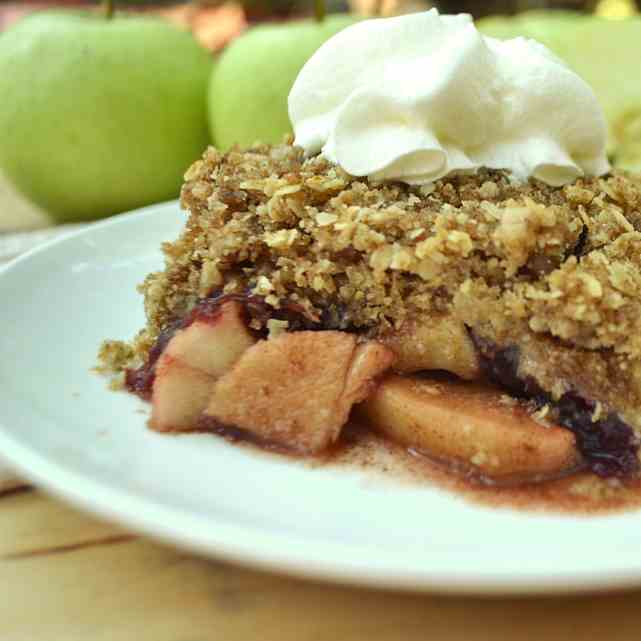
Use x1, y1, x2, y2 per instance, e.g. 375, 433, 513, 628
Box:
288, 10, 610, 186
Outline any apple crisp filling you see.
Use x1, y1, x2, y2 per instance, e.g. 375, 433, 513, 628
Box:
100, 142, 641, 484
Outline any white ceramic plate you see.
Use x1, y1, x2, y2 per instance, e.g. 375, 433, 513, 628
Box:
2, 200, 641, 595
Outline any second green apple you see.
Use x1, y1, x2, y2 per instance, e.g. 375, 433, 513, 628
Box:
209, 14, 359, 150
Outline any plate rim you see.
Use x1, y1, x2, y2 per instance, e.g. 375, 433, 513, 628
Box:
3, 200, 641, 596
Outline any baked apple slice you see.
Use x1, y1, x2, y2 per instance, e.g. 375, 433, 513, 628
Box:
469, 330, 640, 478
205, 332, 394, 454
381, 316, 479, 380
163, 300, 256, 377
358, 374, 580, 482
150, 301, 256, 431
150, 356, 215, 432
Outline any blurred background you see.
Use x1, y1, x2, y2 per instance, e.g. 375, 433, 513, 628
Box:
0, 0, 639, 236
1, 0, 639, 24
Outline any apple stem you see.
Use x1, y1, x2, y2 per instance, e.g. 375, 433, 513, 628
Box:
103, 0, 115, 19
314, 0, 326, 22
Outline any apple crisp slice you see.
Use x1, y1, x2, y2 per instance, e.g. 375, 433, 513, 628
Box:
100, 142, 641, 484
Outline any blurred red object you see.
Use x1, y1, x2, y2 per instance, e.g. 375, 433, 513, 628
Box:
159, 4, 246, 50
0, 3, 47, 29
0, 2, 246, 51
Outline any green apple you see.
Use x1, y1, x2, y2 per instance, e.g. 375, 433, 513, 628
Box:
209, 14, 360, 150
477, 10, 583, 60
475, 15, 527, 41
568, 18, 641, 171
478, 12, 641, 172
615, 125, 641, 173
512, 10, 582, 52
0, 10, 212, 222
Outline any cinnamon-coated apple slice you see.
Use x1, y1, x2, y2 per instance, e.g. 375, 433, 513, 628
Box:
357, 375, 581, 482
150, 355, 215, 432
380, 316, 480, 380
164, 301, 256, 376
343, 341, 396, 406
150, 300, 256, 431
205, 332, 394, 454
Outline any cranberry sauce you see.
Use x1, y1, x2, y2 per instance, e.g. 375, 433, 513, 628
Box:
125, 318, 183, 399
470, 333, 640, 478
196, 414, 296, 455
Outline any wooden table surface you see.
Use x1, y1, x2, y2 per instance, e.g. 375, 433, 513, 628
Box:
4, 177, 641, 641
4, 487, 641, 641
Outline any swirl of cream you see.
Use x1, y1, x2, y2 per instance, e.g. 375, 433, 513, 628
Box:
288, 10, 610, 186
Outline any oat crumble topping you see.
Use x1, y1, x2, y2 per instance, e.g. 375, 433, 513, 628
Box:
103, 142, 641, 432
